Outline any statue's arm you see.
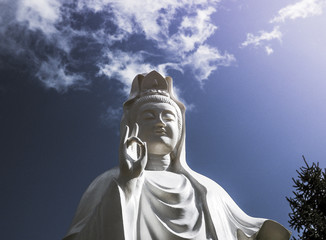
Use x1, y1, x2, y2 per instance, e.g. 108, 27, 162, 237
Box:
237, 220, 291, 240
63, 179, 125, 240
63, 124, 147, 240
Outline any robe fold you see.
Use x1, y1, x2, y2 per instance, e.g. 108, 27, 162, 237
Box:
63, 167, 290, 240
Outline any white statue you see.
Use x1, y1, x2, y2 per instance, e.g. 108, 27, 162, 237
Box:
63, 71, 291, 240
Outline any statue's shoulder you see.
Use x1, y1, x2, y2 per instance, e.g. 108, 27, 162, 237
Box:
83, 167, 120, 199
89, 167, 120, 186
74, 167, 120, 219
64, 167, 120, 239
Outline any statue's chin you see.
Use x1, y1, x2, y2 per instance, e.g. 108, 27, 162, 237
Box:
146, 141, 175, 156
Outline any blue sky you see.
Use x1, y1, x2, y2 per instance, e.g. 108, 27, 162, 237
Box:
1, 0, 326, 239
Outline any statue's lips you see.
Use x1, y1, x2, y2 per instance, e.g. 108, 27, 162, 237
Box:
154, 129, 167, 135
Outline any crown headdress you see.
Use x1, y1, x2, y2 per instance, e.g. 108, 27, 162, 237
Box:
139, 72, 169, 97
124, 70, 176, 107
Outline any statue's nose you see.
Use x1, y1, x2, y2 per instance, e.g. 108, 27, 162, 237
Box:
155, 115, 166, 127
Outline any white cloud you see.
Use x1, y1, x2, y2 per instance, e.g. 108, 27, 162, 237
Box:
1, 0, 234, 93
98, 50, 158, 93
36, 57, 88, 92
16, 0, 62, 35
183, 45, 235, 85
241, 26, 282, 48
270, 0, 326, 23
98, 50, 185, 93
165, 6, 218, 53
77, 0, 220, 43
83, 0, 225, 77
98, 45, 236, 91
241, 0, 326, 54
265, 46, 274, 55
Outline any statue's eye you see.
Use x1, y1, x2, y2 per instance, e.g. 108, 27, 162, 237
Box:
163, 113, 175, 122
142, 112, 155, 120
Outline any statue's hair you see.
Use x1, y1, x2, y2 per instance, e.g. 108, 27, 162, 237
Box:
129, 94, 183, 134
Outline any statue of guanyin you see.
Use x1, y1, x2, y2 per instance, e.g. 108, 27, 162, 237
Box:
63, 71, 291, 240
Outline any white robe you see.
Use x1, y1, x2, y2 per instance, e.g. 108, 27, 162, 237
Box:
138, 171, 208, 239
63, 167, 290, 240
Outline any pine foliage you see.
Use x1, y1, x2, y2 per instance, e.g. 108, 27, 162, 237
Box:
287, 156, 326, 240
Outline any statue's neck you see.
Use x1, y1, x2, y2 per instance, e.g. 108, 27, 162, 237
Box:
145, 154, 171, 171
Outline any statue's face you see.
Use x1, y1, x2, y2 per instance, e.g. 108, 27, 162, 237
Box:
136, 102, 180, 156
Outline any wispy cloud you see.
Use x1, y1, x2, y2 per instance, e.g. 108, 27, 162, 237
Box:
36, 56, 88, 92
1, 0, 234, 94
241, 0, 326, 55
100, 106, 123, 129
183, 45, 235, 86
16, 0, 62, 35
165, 6, 218, 53
270, 0, 326, 23
265, 46, 274, 55
98, 50, 164, 93
241, 26, 282, 48
0, 0, 88, 92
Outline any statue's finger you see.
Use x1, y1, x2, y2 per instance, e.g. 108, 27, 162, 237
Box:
131, 123, 139, 137
134, 123, 139, 137
139, 142, 148, 168
123, 125, 129, 144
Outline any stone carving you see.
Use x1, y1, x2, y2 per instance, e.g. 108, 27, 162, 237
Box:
63, 71, 291, 240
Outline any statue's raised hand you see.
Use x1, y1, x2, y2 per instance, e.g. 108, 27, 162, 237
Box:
119, 123, 147, 181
